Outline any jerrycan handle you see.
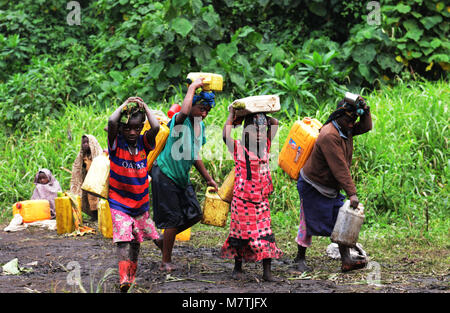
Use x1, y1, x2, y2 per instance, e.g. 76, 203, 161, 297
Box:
206, 186, 217, 194
186, 76, 211, 85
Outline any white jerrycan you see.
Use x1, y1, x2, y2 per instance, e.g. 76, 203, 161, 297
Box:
331, 200, 365, 247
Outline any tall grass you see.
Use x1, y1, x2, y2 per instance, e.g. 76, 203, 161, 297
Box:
353, 80, 449, 240
0, 81, 448, 244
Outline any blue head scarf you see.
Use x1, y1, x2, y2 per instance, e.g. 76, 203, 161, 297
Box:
193, 91, 216, 108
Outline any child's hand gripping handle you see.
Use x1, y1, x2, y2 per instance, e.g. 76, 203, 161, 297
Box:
206, 186, 216, 194
206, 179, 218, 193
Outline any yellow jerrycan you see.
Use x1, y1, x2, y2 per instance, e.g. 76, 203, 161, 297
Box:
55, 195, 82, 235
81, 153, 110, 199
186, 72, 223, 92
201, 187, 230, 227
162, 228, 191, 241
175, 228, 191, 241
278, 117, 322, 180
12, 200, 51, 223
141, 117, 170, 172
98, 199, 113, 239
217, 168, 235, 203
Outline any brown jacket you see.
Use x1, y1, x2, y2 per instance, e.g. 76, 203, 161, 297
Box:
302, 109, 372, 197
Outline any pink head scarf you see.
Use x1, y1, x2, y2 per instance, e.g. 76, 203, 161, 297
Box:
31, 168, 62, 218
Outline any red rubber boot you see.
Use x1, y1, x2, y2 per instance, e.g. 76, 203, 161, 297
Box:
118, 260, 131, 293
129, 261, 137, 287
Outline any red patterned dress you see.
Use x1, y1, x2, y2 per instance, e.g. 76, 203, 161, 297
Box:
220, 139, 283, 262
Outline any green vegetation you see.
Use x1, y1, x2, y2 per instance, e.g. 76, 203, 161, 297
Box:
0, 0, 448, 129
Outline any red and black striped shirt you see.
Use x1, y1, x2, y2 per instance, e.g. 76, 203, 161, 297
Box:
108, 133, 154, 216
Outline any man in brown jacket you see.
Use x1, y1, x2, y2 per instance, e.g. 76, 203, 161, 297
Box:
294, 95, 372, 273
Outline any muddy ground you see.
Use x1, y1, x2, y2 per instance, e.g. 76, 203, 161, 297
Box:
0, 222, 448, 295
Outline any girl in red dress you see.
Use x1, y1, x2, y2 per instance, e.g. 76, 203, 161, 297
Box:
220, 107, 283, 281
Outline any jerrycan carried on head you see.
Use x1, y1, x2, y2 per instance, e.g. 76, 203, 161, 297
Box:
186, 72, 223, 92
230, 95, 281, 117
331, 200, 365, 247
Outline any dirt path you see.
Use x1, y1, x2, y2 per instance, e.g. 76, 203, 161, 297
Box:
0, 224, 448, 294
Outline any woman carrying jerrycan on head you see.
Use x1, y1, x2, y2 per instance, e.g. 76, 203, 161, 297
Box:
220, 106, 283, 282
151, 77, 218, 272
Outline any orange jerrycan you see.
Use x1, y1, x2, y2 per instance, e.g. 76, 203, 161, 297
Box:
141, 118, 170, 172
55, 195, 82, 234
12, 200, 51, 223
98, 199, 113, 239
278, 117, 322, 180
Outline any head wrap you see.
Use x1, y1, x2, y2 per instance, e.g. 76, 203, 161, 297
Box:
193, 91, 216, 108
324, 99, 358, 125
244, 112, 268, 128
70, 134, 103, 196
31, 168, 62, 218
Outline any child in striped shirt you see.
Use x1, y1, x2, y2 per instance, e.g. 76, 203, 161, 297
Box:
107, 96, 161, 292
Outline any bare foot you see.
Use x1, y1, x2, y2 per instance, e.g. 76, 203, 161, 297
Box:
341, 259, 368, 272
296, 259, 312, 273
231, 268, 244, 280
262, 272, 281, 282
159, 262, 177, 272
